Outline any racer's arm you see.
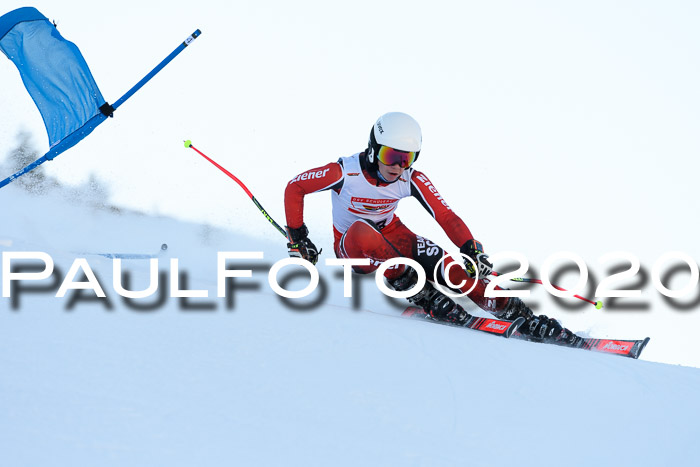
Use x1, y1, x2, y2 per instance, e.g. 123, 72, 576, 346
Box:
284, 162, 344, 229
410, 170, 493, 277
410, 170, 474, 247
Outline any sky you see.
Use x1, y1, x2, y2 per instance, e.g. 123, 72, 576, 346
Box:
2, 1, 700, 362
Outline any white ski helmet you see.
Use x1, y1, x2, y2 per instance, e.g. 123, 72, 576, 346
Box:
367, 112, 422, 166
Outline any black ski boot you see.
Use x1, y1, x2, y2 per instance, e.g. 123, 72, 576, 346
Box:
388, 268, 470, 325
554, 328, 585, 348
499, 297, 581, 345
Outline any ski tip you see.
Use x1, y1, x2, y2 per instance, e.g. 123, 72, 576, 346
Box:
505, 316, 526, 339
633, 337, 651, 359
184, 139, 192, 148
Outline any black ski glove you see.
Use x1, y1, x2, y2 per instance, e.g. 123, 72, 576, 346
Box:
286, 223, 321, 265
460, 239, 493, 279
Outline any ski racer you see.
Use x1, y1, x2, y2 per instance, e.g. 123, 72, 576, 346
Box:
284, 111, 581, 345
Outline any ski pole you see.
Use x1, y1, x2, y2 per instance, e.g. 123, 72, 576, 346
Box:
492, 272, 603, 309
183, 140, 288, 238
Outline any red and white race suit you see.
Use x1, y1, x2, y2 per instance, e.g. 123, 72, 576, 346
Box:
284, 152, 507, 313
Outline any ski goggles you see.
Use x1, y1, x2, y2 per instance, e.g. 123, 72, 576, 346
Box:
376, 145, 418, 168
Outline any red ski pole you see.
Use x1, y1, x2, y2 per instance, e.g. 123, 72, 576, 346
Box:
492, 272, 603, 309
184, 140, 288, 238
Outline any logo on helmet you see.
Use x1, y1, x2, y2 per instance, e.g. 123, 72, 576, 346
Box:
376, 121, 384, 134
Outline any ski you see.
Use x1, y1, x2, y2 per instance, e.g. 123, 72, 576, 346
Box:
581, 336, 650, 359
402, 307, 650, 358
402, 306, 524, 338
511, 331, 651, 359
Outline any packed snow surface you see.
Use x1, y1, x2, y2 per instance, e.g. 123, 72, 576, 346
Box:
1, 185, 700, 467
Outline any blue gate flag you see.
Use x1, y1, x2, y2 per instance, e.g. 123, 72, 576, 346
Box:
0, 7, 107, 157
0, 6, 201, 189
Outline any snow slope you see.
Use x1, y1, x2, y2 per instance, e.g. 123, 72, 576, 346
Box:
2, 185, 700, 467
